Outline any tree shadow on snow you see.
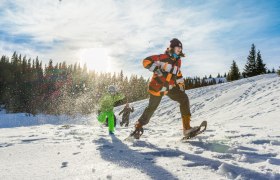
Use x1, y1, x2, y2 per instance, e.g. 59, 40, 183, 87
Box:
95, 136, 278, 180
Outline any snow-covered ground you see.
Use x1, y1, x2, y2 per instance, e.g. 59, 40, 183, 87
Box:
0, 74, 280, 180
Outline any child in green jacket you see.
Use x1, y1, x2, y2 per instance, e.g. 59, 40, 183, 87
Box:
97, 85, 124, 134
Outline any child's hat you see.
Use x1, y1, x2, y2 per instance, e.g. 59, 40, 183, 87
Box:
108, 85, 116, 93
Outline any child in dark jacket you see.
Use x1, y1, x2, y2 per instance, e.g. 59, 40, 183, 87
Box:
119, 103, 134, 127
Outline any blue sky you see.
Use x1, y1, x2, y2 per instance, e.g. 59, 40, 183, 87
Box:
0, 0, 279, 78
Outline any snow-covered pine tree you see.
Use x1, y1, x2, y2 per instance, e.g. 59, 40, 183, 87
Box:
244, 44, 257, 77
267, 69, 271, 73
255, 50, 266, 75
228, 60, 240, 81
224, 73, 227, 78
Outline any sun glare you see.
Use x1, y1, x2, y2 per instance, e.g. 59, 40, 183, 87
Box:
78, 48, 112, 72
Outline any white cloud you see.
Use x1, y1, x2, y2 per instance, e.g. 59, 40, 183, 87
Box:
0, 0, 279, 78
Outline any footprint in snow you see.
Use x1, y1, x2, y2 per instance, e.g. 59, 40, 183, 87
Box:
237, 146, 257, 151
212, 153, 234, 160
21, 138, 48, 143
184, 162, 205, 167
227, 134, 255, 139
251, 140, 271, 145
28, 134, 38, 137
61, 162, 68, 168
270, 140, 280, 146
240, 125, 253, 128
0, 143, 14, 148
267, 158, 280, 165
225, 130, 239, 133
205, 129, 215, 132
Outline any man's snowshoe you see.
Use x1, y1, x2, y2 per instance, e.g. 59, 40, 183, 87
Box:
182, 121, 207, 141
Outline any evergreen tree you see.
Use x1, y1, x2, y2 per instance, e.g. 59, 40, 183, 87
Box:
272, 68, 276, 73
9, 52, 22, 112
0, 55, 10, 105
277, 67, 280, 75
201, 78, 207, 86
119, 70, 124, 82
267, 69, 271, 73
2, 52, 230, 115
255, 50, 266, 75
244, 44, 257, 77
228, 60, 240, 81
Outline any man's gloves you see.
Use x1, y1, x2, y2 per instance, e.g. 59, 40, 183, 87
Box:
149, 61, 162, 76
160, 63, 172, 73
150, 61, 179, 76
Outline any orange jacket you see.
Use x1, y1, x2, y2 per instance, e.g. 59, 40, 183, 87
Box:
143, 53, 184, 96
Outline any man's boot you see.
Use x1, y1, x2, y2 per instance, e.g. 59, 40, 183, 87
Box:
182, 115, 196, 137
131, 121, 144, 139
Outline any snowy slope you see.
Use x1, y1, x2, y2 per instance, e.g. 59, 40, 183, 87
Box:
0, 74, 280, 180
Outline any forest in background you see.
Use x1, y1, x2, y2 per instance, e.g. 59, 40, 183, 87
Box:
0, 44, 278, 115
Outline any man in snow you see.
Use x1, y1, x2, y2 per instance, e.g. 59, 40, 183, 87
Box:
119, 102, 134, 127
97, 85, 124, 134
131, 38, 195, 139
